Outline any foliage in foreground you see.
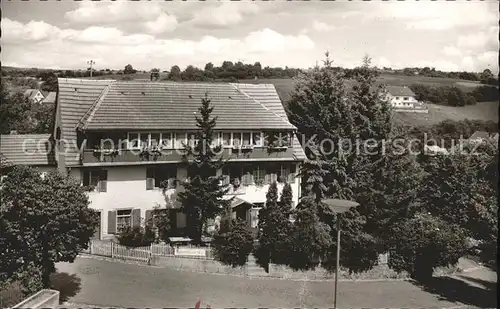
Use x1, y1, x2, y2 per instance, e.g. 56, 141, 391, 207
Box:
0, 166, 97, 288
117, 226, 156, 248
254, 182, 294, 271
212, 206, 254, 267
177, 94, 230, 244
387, 213, 467, 281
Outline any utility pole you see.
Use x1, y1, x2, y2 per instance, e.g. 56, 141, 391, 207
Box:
87, 60, 95, 78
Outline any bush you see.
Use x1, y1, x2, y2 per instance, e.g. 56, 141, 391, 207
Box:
447, 87, 467, 106
387, 213, 467, 282
212, 219, 254, 267
470, 85, 500, 102
117, 226, 156, 248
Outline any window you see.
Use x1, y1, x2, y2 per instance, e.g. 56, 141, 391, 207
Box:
264, 132, 290, 147
174, 133, 186, 149
187, 132, 198, 147
128, 133, 140, 149
242, 133, 251, 146
161, 132, 172, 148
176, 212, 187, 228
146, 165, 177, 189
210, 133, 220, 147
252, 132, 263, 147
222, 133, 231, 147
232, 133, 241, 147
116, 209, 132, 232
403, 97, 408, 101
83, 169, 107, 192
140, 133, 149, 149
150, 133, 160, 148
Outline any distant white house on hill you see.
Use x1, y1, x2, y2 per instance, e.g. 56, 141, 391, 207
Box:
384, 85, 428, 113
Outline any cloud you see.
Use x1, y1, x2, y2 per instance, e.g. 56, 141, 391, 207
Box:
442, 46, 462, 57
64, 2, 178, 33
312, 21, 335, 32
376, 57, 392, 68
344, 2, 498, 31
190, 3, 260, 27
2, 19, 315, 70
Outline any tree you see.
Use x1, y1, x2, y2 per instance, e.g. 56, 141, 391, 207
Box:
479, 69, 493, 84
420, 138, 498, 265
287, 53, 393, 273
387, 213, 467, 281
254, 182, 294, 271
124, 64, 136, 75
0, 167, 98, 288
40, 72, 58, 92
211, 203, 254, 267
0, 84, 35, 134
288, 197, 333, 271
204, 62, 214, 72
177, 94, 230, 244
447, 87, 467, 106
168, 65, 181, 81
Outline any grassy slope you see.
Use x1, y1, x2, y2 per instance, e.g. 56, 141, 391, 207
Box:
81, 73, 497, 126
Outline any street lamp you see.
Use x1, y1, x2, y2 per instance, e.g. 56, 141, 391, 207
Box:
322, 198, 360, 309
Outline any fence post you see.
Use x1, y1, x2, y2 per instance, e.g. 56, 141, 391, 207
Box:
148, 244, 153, 265
111, 242, 114, 258
89, 240, 93, 255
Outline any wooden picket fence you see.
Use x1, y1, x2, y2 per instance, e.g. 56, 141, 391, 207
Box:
82, 240, 213, 263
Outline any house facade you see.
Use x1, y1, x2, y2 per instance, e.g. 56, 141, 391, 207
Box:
53, 79, 306, 240
385, 86, 419, 108
24, 89, 46, 104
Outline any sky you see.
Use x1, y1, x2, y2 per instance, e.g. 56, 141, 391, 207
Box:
1, 1, 498, 73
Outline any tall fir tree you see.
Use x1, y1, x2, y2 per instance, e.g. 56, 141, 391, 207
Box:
177, 94, 230, 244
287, 53, 394, 273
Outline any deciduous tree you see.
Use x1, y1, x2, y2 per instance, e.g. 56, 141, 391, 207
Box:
0, 167, 98, 288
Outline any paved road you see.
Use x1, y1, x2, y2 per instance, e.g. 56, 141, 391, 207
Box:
54, 257, 493, 308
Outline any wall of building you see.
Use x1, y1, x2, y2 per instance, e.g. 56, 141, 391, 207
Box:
72, 162, 301, 239
386, 94, 418, 107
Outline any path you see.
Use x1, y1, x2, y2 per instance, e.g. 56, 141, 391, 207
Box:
53, 257, 488, 309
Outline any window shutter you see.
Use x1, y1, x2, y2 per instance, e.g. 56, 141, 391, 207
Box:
83, 171, 90, 186
145, 210, 153, 227
108, 210, 117, 234
98, 180, 107, 192
132, 209, 141, 227
146, 178, 154, 190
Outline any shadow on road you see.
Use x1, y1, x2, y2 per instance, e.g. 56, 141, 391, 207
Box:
413, 276, 497, 308
50, 272, 82, 303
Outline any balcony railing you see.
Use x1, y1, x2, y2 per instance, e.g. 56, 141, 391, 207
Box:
80, 146, 297, 165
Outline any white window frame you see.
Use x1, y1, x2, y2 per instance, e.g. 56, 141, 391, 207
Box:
252, 132, 264, 147
232, 132, 242, 147
174, 132, 187, 149
149, 132, 161, 148
221, 132, 232, 148
116, 209, 132, 232
160, 132, 173, 149
127, 132, 141, 149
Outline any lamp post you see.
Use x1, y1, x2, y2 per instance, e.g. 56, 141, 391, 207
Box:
322, 198, 360, 309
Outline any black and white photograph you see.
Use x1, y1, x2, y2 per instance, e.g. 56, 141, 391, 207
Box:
0, 0, 498, 308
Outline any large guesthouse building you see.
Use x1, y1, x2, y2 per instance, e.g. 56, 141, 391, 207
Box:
42, 78, 305, 239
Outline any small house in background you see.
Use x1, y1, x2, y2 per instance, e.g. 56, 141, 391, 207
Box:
23, 89, 45, 104
385, 86, 418, 108
469, 131, 499, 142
384, 85, 428, 113
41, 92, 57, 104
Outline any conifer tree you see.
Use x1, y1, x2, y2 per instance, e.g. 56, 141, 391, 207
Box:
177, 94, 229, 244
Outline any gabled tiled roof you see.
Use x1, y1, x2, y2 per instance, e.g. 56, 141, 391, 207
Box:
0, 134, 55, 166
23, 89, 41, 100
386, 86, 416, 97
57, 79, 305, 166
233, 83, 306, 160
57, 78, 114, 166
81, 81, 295, 131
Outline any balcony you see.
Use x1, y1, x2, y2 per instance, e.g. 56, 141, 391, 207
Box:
80, 146, 297, 166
